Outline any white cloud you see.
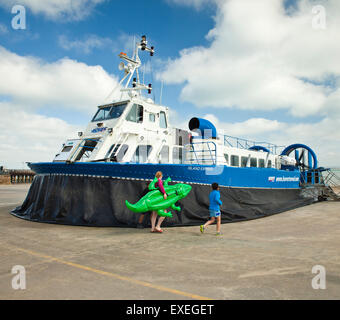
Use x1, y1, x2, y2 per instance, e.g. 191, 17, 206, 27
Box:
0, 46, 123, 168
0, 46, 120, 113
159, 0, 340, 165
159, 0, 340, 118
58, 34, 113, 54
204, 114, 283, 136
0, 102, 80, 169
0, 0, 105, 21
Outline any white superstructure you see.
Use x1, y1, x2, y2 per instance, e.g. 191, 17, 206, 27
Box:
53, 36, 295, 170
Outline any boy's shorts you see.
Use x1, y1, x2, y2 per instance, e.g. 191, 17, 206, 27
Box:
209, 210, 221, 218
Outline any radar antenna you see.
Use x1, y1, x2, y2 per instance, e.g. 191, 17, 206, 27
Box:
117, 35, 155, 99
103, 35, 155, 103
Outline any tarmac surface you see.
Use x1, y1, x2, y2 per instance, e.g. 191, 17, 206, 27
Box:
0, 184, 339, 300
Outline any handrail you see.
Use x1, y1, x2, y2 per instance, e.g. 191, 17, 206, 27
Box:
323, 169, 340, 187
223, 135, 285, 155
184, 142, 217, 165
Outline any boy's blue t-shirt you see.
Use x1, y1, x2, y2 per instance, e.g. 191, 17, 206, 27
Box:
209, 190, 222, 211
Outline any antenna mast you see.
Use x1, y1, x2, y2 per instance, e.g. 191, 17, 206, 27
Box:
118, 35, 155, 99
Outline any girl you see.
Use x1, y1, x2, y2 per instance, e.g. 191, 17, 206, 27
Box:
150, 171, 167, 233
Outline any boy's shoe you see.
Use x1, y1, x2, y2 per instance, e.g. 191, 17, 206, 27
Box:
216, 232, 222, 236
200, 225, 205, 233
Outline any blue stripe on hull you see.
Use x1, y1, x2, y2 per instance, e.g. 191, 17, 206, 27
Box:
28, 162, 301, 189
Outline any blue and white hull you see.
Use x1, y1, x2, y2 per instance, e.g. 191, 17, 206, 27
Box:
27, 162, 301, 189
11, 162, 317, 227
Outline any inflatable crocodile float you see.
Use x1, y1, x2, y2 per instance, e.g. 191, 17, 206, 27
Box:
125, 177, 192, 217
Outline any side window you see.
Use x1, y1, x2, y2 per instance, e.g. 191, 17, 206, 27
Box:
230, 155, 239, 167
224, 154, 229, 164
250, 158, 257, 167
149, 113, 155, 122
173, 147, 183, 164
241, 156, 248, 168
267, 160, 272, 168
61, 146, 73, 153
159, 145, 169, 164
259, 159, 265, 168
106, 144, 129, 162
126, 104, 143, 123
160, 111, 167, 129
132, 145, 152, 163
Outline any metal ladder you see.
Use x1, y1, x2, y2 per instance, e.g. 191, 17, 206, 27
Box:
185, 141, 217, 165
323, 169, 340, 186
321, 169, 340, 201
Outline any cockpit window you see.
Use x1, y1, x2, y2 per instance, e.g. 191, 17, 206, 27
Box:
92, 103, 127, 122
108, 104, 127, 119
92, 107, 111, 122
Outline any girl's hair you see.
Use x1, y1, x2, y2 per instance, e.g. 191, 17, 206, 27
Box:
212, 182, 219, 190
155, 171, 163, 178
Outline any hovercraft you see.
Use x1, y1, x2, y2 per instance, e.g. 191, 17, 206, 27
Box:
12, 36, 329, 227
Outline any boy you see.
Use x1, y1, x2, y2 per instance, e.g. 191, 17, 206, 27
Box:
200, 183, 222, 235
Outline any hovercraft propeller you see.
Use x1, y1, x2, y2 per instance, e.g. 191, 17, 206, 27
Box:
281, 144, 318, 171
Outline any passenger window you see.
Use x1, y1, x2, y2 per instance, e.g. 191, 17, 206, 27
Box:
106, 144, 129, 162
250, 158, 257, 167
241, 156, 248, 168
160, 111, 167, 129
126, 104, 143, 123
173, 147, 183, 164
259, 159, 265, 168
132, 145, 152, 163
230, 155, 239, 167
267, 160, 272, 168
224, 154, 229, 164
159, 145, 169, 164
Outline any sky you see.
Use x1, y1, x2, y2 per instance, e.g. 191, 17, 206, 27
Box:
0, 0, 339, 169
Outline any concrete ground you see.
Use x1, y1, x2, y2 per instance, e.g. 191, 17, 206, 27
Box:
0, 184, 339, 300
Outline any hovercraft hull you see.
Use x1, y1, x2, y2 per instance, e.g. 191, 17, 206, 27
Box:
11, 162, 317, 227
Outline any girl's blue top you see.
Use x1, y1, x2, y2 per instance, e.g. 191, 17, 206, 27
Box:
209, 190, 222, 211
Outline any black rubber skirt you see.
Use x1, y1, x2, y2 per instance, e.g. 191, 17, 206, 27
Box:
11, 174, 316, 227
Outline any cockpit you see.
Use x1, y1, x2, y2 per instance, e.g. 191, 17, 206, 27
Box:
92, 103, 128, 122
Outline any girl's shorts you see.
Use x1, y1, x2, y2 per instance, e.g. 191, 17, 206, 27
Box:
209, 210, 221, 218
